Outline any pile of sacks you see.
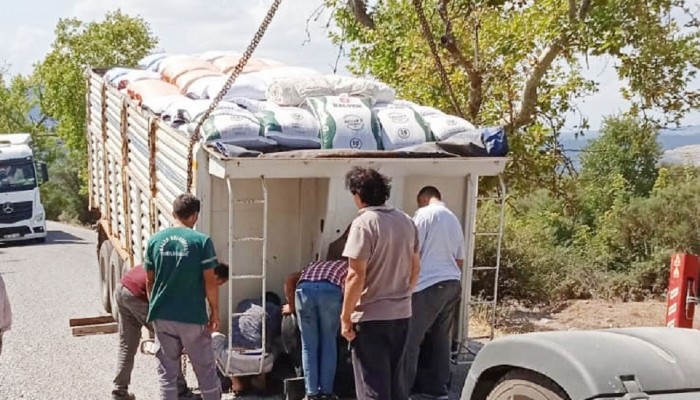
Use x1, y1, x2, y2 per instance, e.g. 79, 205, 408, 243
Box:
103, 51, 506, 155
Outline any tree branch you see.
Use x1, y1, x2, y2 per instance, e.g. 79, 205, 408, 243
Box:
437, 0, 483, 121
348, 0, 375, 29
34, 115, 48, 129
511, 0, 593, 129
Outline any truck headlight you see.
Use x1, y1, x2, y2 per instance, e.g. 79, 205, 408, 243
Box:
34, 212, 45, 222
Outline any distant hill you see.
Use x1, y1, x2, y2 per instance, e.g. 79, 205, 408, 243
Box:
560, 125, 700, 168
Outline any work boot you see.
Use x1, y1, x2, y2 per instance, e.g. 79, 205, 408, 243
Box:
178, 387, 202, 399
111, 389, 136, 400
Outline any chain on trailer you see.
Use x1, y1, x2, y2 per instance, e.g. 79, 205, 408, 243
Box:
186, 0, 283, 192
178, 0, 282, 382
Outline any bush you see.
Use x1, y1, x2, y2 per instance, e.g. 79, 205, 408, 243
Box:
40, 148, 91, 224
475, 192, 600, 303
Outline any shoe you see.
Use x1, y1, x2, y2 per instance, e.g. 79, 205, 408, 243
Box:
178, 388, 202, 399
320, 394, 339, 400
411, 393, 448, 400
111, 389, 136, 400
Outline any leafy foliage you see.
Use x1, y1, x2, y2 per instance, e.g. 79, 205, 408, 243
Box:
325, 0, 699, 192
24, 11, 158, 223
34, 10, 157, 155
0, 73, 40, 134
474, 116, 695, 302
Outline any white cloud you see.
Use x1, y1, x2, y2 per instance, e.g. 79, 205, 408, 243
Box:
0, 25, 52, 77
67, 0, 348, 74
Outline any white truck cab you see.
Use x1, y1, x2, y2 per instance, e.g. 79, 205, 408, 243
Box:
0, 133, 49, 243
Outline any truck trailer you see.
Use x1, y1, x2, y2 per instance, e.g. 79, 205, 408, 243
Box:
86, 61, 700, 400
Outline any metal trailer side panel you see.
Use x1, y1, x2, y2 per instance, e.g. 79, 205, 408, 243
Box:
462, 327, 700, 400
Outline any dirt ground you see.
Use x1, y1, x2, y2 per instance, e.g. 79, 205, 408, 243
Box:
467, 298, 696, 339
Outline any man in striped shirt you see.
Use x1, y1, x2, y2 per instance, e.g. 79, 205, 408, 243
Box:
284, 259, 349, 400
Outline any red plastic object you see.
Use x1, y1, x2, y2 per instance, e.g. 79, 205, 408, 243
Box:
666, 253, 699, 328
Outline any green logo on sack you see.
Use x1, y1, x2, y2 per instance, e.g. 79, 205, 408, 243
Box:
344, 115, 364, 131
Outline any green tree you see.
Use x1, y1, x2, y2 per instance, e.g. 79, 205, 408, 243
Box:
34, 10, 157, 160
0, 73, 42, 134
30, 11, 157, 223
579, 116, 662, 212
325, 0, 699, 191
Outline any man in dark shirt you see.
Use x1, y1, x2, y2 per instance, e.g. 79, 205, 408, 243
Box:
112, 262, 229, 400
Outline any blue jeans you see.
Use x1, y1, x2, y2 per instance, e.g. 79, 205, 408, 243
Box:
295, 281, 343, 396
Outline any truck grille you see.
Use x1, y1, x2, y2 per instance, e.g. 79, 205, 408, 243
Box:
0, 226, 31, 238
0, 201, 33, 224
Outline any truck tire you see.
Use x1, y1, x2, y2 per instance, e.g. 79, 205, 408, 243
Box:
109, 248, 124, 323
486, 369, 569, 400
98, 241, 114, 314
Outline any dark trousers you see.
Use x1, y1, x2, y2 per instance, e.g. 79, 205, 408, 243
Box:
351, 318, 409, 400
113, 284, 188, 393
404, 280, 461, 397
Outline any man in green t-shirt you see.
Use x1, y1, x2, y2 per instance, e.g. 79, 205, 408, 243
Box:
145, 193, 221, 400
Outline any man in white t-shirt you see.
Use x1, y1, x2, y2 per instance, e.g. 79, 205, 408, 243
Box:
404, 186, 465, 399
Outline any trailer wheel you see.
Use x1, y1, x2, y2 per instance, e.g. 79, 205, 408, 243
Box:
486, 369, 569, 400
109, 248, 124, 322
98, 241, 114, 314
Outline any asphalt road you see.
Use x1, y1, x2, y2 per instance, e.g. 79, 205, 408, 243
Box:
0, 221, 467, 400
0, 221, 166, 399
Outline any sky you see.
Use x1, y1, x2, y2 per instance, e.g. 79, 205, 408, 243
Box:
1, 0, 698, 129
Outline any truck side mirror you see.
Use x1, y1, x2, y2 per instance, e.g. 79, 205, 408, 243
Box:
39, 162, 49, 184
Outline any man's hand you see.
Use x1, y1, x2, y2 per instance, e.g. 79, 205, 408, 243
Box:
282, 304, 295, 316
341, 315, 355, 342
208, 315, 220, 332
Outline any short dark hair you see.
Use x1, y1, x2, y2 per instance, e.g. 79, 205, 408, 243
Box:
173, 194, 201, 220
344, 166, 391, 207
265, 291, 282, 306
418, 186, 441, 200
214, 262, 229, 281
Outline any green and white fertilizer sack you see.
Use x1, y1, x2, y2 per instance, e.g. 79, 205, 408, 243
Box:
194, 106, 276, 149
423, 113, 478, 141
306, 96, 382, 150
257, 107, 321, 149
373, 106, 432, 150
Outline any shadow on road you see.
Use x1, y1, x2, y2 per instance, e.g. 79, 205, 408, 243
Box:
0, 230, 86, 247
45, 230, 86, 244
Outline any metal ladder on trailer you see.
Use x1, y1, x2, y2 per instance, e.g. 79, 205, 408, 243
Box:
225, 176, 270, 376
453, 174, 506, 365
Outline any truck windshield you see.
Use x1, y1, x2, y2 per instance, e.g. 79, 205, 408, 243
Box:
0, 158, 37, 193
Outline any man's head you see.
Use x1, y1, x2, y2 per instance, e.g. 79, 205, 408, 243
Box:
172, 194, 201, 228
417, 186, 442, 208
265, 291, 282, 306
344, 166, 391, 209
214, 262, 229, 286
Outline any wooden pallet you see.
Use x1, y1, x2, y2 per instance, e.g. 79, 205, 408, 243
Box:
69, 315, 117, 336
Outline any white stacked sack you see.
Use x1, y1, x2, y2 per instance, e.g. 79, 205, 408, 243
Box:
192, 104, 276, 149
306, 96, 381, 150
326, 75, 395, 103
422, 114, 479, 142
257, 107, 321, 149
373, 105, 432, 150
